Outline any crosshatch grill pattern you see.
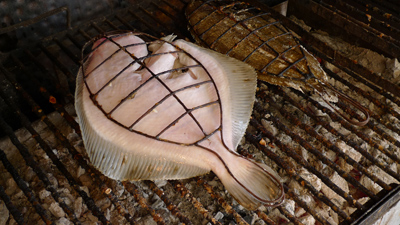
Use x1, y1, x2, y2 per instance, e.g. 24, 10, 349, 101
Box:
0, 0, 399, 224
81, 32, 223, 145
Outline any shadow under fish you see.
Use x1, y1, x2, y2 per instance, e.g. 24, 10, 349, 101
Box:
186, 0, 370, 126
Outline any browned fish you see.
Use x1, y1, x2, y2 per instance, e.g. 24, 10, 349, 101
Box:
186, 0, 369, 126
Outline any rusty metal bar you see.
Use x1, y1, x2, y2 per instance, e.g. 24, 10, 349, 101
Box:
247, 118, 352, 222
151, 2, 179, 21
254, 102, 367, 209
336, 99, 400, 151
298, 88, 400, 165
11, 53, 78, 132
0, 65, 112, 224
53, 37, 80, 64
128, 11, 155, 33
245, 0, 400, 99
38, 43, 75, 80
67, 33, 84, 50
0, 96, 82, 224
105, 19, 120, 30
0, 156, 27, 225
138, 7, 167, 35
259, 90, 388, 196
144, 180, 192, 225
319, 0, 400, 42
322, 65, 400, 135
236, 147, 307, 225
170, 180, 222, 225
272, 86, 400, 185
0, 145, 53, 224
195, 177, 249, 225
244, 134, 335, 225
123, 181, 166, 225
255, 211, 278, 225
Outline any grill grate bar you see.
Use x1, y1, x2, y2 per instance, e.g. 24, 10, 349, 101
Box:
53, 38, 81, 65
255, 210, 278, 225
122, 181, 166, 225
0, 67, 111, 224
104, 19, 120, 30
0, 81, 83, 223
237, 148, 302, 224
322, 66, 400, 136
273, 86, 400, 187
319, 0, 400, 43
0, 148, 52, 225
250, 0, 400, 99
300, 89, 400, 165
11, 53, 79, 131
260, 90, 384, 199
305, 0, 400, 58
0, 180, 26, 225
170, 180, 222, 225
143, 180, 193, 225
244, 133, 333, 225
248, 115, 352, 221
336, 99, 400, 151
151, 2, 179, 22
260, 110, 365, 209
195, 177, 249, 225
0, 118, 57, 225
253, 101, 367, 209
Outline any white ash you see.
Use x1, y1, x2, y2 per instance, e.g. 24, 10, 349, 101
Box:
55, 217, 73, 225
261, 119, 278, 136
49, 202, 66, 218
0, 200, 9, 225
321, 171, 349, 207
288, 180, 316, 207
298, 213, 315, 225
214, 211, 224, 221
282, 199, 296, 216
298, 168, 322, 192
360, 164, 399, 194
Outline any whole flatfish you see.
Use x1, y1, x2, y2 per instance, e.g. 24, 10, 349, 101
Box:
186, 0, 369, 126
74, 32, 284, 210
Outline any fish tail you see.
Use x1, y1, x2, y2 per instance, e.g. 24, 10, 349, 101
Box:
215, 154, 284, 210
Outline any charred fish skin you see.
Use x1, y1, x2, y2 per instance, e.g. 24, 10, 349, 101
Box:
186, 0, 325, 91
75, 32, 284, 210
186, 0, 369, 126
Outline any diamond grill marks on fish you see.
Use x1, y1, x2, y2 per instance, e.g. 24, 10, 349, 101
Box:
75, 32, 284, 210
186, 0, 370, 126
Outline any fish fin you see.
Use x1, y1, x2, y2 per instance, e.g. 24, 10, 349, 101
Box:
75, 69, 211, 181
206, 50, 257, 148
215, 154, 284, 210
174, 40, 257, 149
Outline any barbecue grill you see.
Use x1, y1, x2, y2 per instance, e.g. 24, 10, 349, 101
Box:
0, 0, 399, 224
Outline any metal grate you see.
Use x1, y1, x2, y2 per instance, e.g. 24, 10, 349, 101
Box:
0, 0, 399, 224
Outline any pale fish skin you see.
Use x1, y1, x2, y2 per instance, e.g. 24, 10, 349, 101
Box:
75, 32, 284, 210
